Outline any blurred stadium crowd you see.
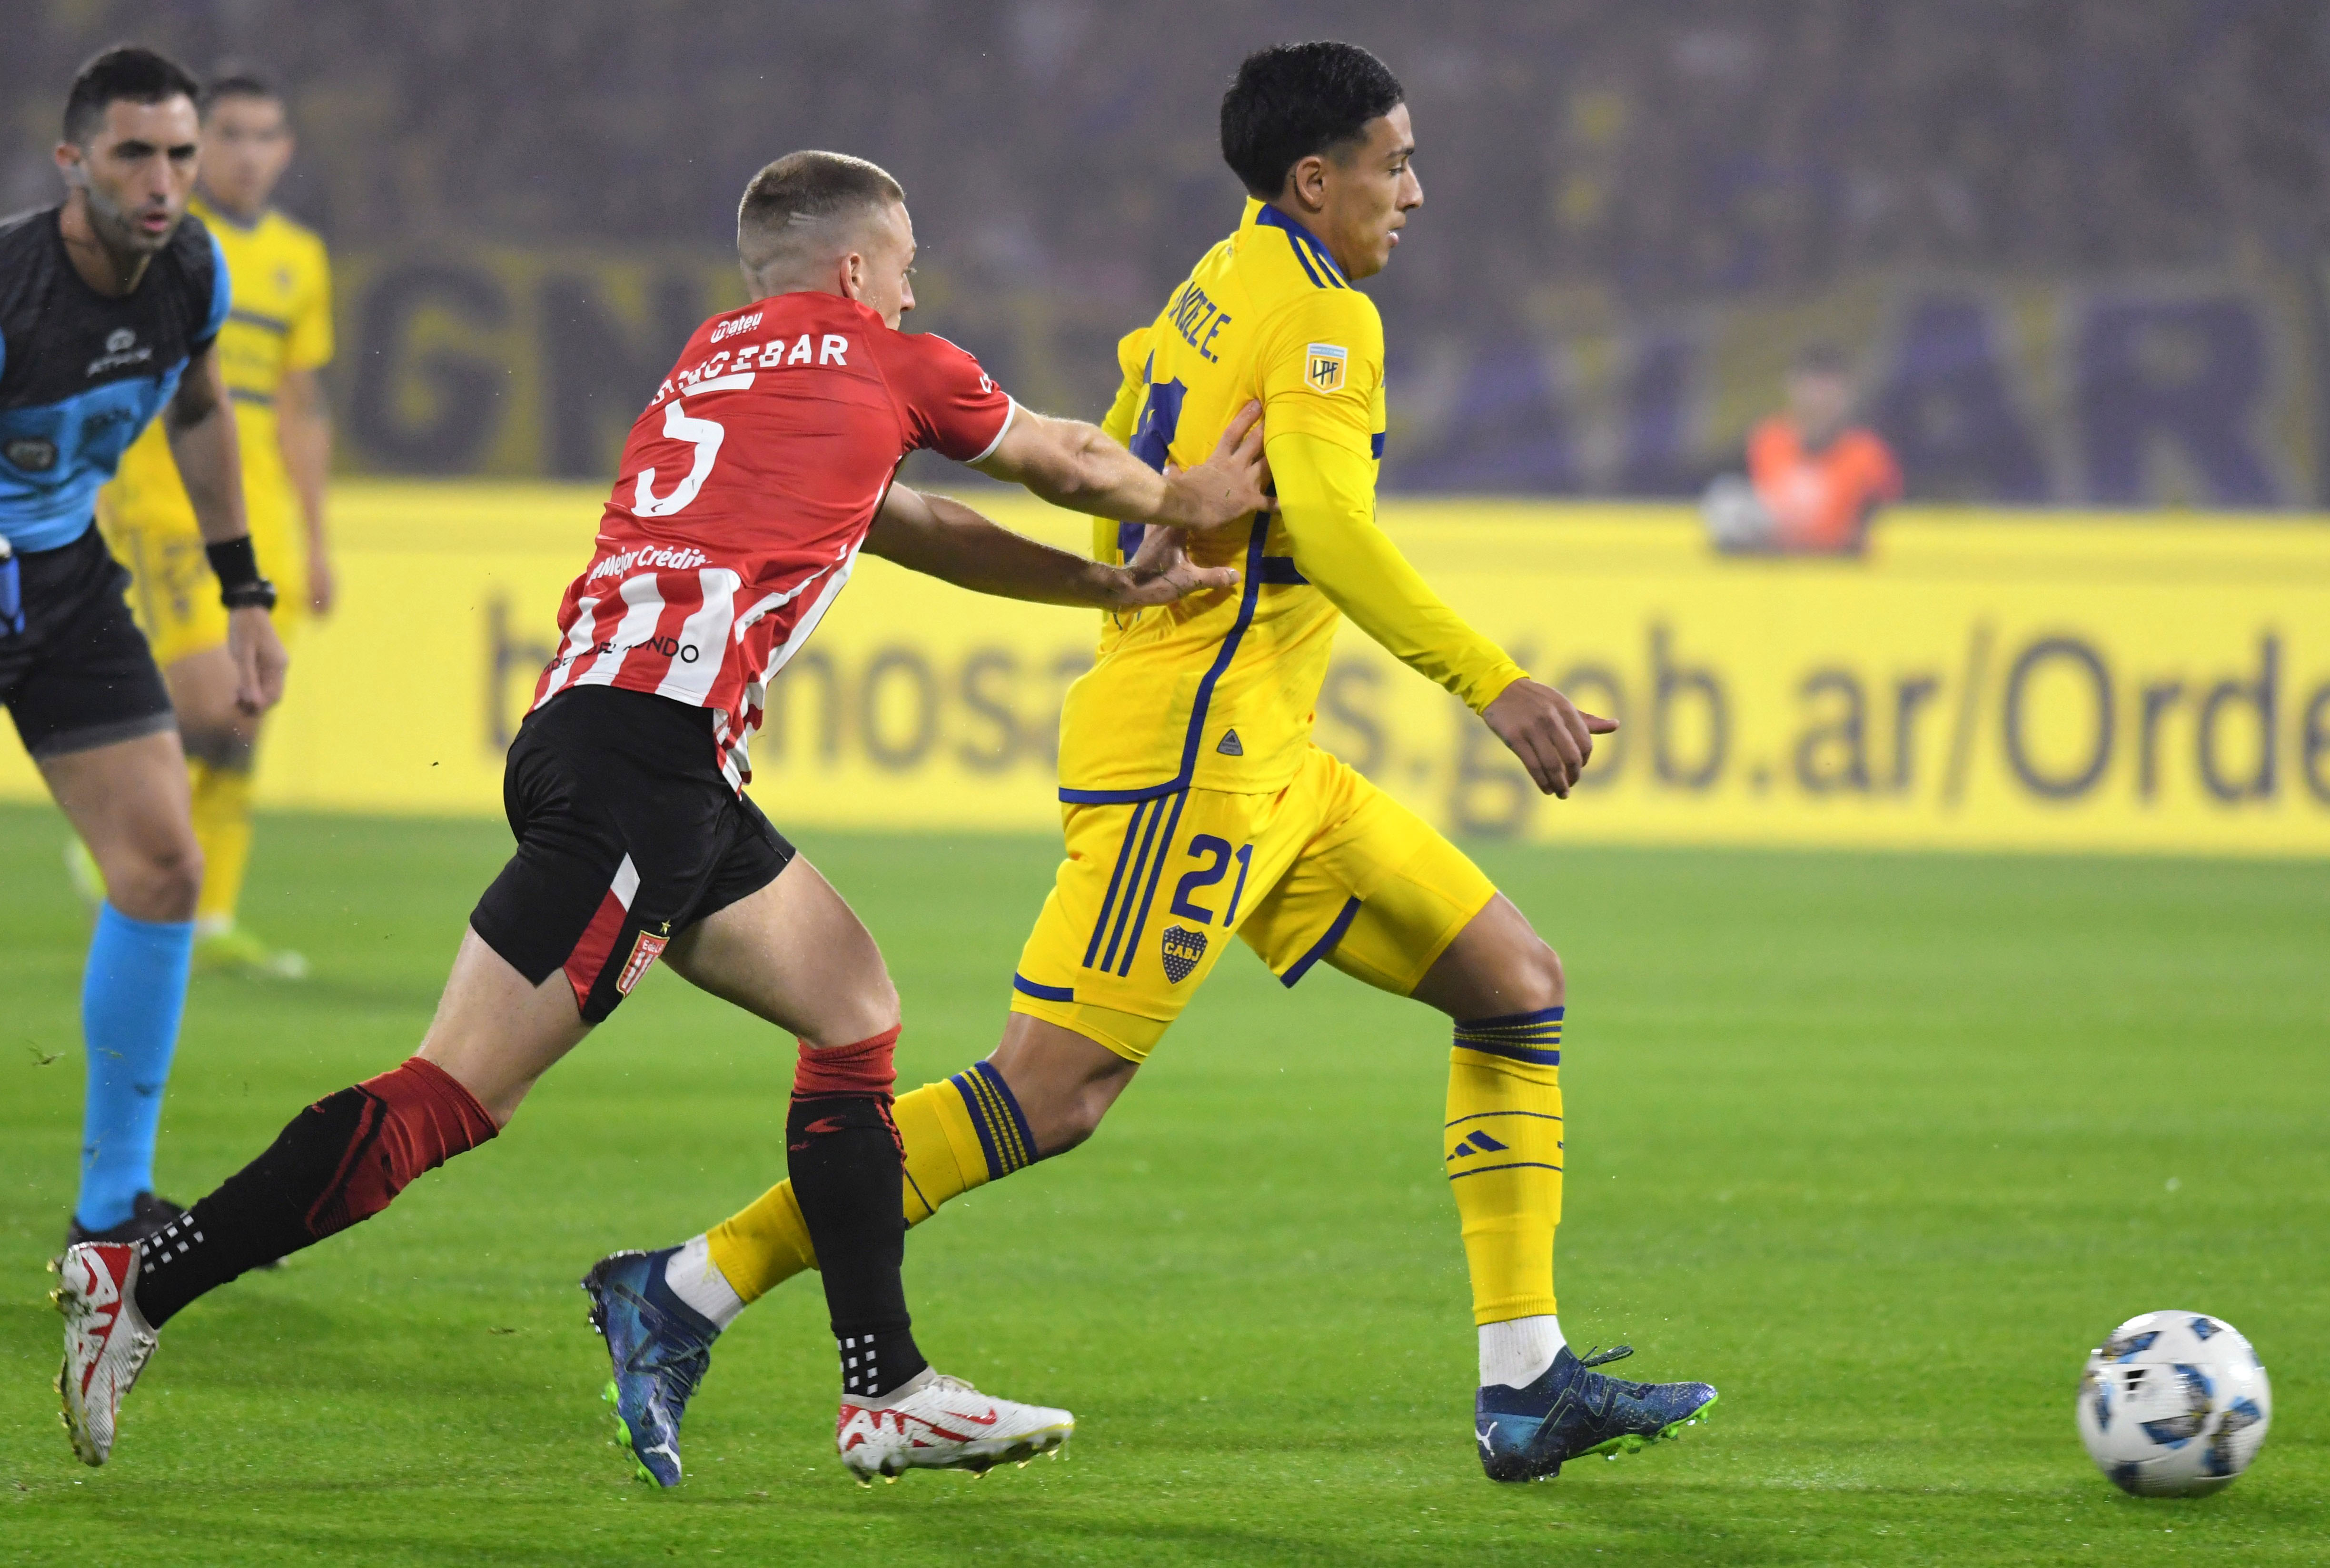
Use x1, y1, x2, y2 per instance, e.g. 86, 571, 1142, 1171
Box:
10, 0, 2329, 505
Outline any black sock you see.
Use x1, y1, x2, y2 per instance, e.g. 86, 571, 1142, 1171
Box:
135, 1061, 496, 1327
135, 1087, 374, 1326
786, 1093, 927, 1400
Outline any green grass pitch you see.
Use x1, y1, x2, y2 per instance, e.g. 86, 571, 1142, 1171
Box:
2, 802, 2323, 1565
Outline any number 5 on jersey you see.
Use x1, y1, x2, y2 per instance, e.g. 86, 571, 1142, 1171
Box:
634, 372, 754, 517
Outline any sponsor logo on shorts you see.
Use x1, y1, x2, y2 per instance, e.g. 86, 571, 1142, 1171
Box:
616, 930, 669, 995
1160, 925, 1207, 983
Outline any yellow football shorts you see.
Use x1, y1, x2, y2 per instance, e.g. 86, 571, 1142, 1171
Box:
100, 485, 305, 670
1010, 745, 1498, 1062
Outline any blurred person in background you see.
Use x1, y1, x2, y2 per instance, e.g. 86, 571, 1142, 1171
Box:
85, 69, 333, 978
1703, 343, 1901, 555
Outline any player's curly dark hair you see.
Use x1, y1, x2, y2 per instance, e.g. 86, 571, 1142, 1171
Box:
64, 45, 201, 145
1220, 42, 1404, 199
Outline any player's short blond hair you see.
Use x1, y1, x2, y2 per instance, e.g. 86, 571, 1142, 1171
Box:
737, 151, 904, 279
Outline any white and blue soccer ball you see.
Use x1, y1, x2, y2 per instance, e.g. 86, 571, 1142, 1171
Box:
2077, 1310, 2271, 1497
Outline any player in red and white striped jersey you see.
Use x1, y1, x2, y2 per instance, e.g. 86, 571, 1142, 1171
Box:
528, 273, 1021, 789
57, 150, 1272, 1481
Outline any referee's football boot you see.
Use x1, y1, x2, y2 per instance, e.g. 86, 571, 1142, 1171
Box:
1475, 1344, 1717, 1483
54, 1241, 160, 1466
836, 1370, 1074, 1483
63, 1190, 184, 1252
582, 1248, 718, 1487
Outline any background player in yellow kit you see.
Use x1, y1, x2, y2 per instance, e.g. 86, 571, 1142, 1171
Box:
94, 70, 332, 977
603, 43, 1716, 1485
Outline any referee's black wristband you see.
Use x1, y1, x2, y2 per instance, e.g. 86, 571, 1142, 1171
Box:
205, 536, 278, 611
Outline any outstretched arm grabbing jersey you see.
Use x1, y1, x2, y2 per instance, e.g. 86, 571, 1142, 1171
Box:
868, 485, 1238, 608
973, 397, 1270, 533
873, 398, 1268, 605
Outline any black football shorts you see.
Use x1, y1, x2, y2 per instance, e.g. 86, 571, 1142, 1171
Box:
0, 523, 176, 760
470, 685, 796, 1023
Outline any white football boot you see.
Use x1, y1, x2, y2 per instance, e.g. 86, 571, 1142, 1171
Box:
835, 1370, 1073, 1482
54, 1241, 159, 1466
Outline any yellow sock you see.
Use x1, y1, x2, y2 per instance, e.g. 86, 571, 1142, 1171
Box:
705, 1062, 1036, 1303
1444, 1008, 1565, 1325
189, 759, 256, 930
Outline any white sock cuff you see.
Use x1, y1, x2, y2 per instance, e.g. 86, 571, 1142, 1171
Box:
663, 1234, 745, 1331
1479, 1314, 1565, 1389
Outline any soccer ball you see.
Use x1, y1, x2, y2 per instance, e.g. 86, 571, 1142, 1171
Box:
2076, 1310, 2271, 1497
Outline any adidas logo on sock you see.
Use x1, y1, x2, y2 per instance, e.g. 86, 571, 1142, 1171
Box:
1447, 1130, 1511, 1160
1216, 729, 1244, 756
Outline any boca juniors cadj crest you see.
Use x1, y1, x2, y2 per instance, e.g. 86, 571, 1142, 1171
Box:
1160, 925, 1208, 983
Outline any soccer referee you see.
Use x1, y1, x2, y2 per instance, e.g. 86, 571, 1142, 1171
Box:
1, 48, 288, 1250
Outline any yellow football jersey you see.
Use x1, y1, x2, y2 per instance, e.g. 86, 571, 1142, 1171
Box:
1059, 198, 1525, 802
104, 197, 332, 577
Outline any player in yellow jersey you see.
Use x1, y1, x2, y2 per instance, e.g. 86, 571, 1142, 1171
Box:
596, 44, 1715, 1485
90, 70, 330, 977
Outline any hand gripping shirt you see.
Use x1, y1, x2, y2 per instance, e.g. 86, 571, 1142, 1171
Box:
528, 292, 1013, 789
1058, 198, 1526, 802
0, 206, 230, 552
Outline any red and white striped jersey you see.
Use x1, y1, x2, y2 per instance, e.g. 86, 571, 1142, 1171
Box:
529, 291, 1014, 786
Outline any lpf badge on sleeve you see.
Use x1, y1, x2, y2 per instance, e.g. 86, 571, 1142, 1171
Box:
1304, 343, 1348, 394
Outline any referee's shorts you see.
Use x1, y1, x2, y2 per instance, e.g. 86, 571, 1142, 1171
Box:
0, 523, 177, 762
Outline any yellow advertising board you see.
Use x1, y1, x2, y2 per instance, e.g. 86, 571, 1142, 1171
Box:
5, 485, 2327, 857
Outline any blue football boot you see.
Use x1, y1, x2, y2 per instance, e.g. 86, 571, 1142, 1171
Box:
1475, 1344, 1717, 1483
582, 1248, 719, 1487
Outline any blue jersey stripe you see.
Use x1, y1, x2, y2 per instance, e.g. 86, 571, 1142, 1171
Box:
1280, 895, 1363, 987
1256, 555, 1308, 585
1060, 779, 1188, 805
1082, 796, 1153, 967
1172, 517, 1269, 784
1255, 205, 1332, 289
1115, 788, 1189, 977
1100, 796, 1171, 973
1301, 236, 1347, 288
1013, 973, 1074, 1003
227, 308, 291, 335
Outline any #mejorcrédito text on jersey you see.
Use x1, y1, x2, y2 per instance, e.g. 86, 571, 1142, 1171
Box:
529, 292, 1014, 787
1061, 197, 1526, 804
